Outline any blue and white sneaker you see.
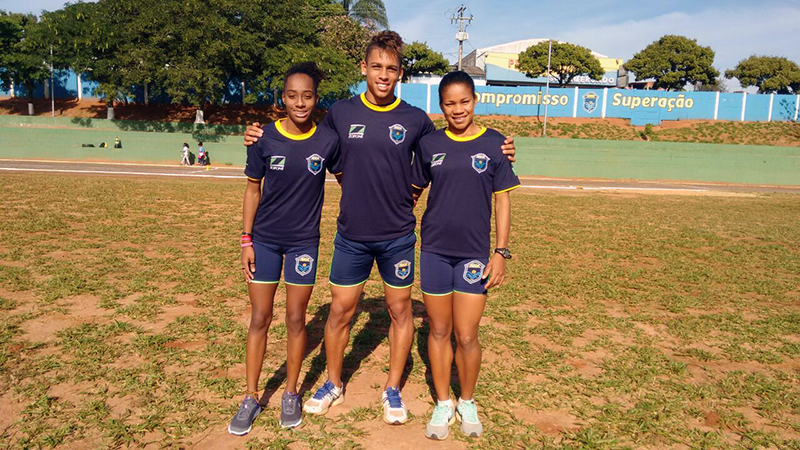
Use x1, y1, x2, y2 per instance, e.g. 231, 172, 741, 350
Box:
382, 387, 408, 424
456, 399, 483, 437
303, 380, 344, 415
228, 396, 262, 435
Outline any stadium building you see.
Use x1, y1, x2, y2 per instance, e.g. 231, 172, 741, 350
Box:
460, 39, 628, 88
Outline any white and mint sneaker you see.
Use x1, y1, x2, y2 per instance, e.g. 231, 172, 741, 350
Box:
456, 399, 483, 437
425, 402, 455, 440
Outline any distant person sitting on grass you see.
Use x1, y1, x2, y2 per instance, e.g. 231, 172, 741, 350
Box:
114, 137, 122, 148
181, 143, 190, 165
197, 142, 206, 166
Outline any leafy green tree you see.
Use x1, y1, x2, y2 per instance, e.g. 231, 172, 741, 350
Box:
517, 40, 603, 87
725, 55, 800, 94
0, 12, 51, 106
401, 41, 449, 82
625, 35, 719, 91
337, 0, 388, 30
319, 14, 374, 65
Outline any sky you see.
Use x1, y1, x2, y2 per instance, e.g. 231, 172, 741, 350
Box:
4, 0, 798, 75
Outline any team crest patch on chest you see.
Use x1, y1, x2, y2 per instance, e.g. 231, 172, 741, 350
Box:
295, 254, 315, 276
306, 154, 324, 175
270, 156, 286, 170
388, 124, 407, 145
471, 153, 490, 173
431, 153, 446, 167
394, 259, 411, 280
463, 260, 485, 284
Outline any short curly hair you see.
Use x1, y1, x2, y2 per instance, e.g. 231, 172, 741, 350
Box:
283, 62, 325, 95
365, 31, 404, 65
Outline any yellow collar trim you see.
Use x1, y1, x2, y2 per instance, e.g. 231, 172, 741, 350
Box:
275, 119, 316, 140
360, 92, 401, 112
445, 127, 486, 142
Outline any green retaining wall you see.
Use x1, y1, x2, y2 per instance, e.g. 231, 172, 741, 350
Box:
513, 138, 799, 186
1, 115, 798, 185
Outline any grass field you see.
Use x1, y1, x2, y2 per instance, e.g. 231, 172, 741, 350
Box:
0, 173, 798, 449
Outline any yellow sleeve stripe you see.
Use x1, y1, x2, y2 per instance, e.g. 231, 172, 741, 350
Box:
332, 172, 343, 175
411, 183, 425, 190
494, 184, 521, 194
246, 176, 262, 182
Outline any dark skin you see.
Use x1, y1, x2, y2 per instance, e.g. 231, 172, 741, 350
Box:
241, 72, 319, 398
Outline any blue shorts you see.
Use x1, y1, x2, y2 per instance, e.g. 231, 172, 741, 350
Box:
251, 240, 319, 286
420, 251, 489, 295
329, 232, 416, 289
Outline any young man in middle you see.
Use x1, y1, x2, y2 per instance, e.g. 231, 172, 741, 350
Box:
244, 31, 516, 425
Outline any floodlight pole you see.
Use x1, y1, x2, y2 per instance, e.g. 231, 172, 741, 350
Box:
542, 40, 552, 138
50, 45, 55, 117
451, 5, 473, 71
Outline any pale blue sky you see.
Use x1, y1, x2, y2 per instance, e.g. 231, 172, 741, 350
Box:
4, 0, 798, 72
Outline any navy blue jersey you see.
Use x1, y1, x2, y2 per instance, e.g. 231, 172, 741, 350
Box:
323, 93, 436, 241
412, 127, 520, 258
244, 119, 340, 245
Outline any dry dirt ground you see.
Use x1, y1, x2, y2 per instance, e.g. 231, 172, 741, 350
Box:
0, 171, 798, 449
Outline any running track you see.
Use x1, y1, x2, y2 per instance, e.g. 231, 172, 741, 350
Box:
1, 159, 798, 195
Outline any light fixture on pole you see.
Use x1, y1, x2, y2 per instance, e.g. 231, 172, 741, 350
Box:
50, 45, 55, 118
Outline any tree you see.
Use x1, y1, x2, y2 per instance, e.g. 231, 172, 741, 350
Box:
517, 40, 604, 87
337, 0, 388, 30
0, 12, 51, 108
319, 14, 374, 65
401, 41, 449, 82
725, 55, 800, 94
625, 35, 719, 91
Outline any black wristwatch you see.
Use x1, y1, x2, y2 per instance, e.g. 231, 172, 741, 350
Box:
494, 248, 512, 259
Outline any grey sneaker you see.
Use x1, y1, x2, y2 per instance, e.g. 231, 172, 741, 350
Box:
456, 399, 483, 437
228, 396, 262, 435
280, 392, 302, 428
425, 403, 455, 440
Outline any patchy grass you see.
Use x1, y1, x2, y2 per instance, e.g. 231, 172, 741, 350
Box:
0, 173, 798, 449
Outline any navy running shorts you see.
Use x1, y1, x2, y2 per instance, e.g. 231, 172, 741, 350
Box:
250, 240, 319, 286
329, 232, 416, 289
420, 250, 489, 296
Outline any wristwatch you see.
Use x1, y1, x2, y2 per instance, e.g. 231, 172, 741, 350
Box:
494, 248, 512, 259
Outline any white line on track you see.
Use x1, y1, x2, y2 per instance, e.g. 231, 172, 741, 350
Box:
0, 166, 709, 192
0, 158, 230, 169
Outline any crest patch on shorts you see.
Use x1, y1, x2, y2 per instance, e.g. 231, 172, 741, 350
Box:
295, 254, 315, 276
463, 260, 485, 284
394, 259, 411, 280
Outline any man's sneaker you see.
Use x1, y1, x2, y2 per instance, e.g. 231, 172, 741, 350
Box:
381, 387, 408, 425
456, 399, 483, 437
425, 403, 455, 440
228, 396, 262, 435
303, 380, 344, 415
280, 392, 302, 428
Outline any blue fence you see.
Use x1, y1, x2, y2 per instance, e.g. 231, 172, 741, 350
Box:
3, 74, 798, 125
395, 83, 799, 125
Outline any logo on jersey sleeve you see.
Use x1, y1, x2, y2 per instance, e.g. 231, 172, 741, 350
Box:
431, 153, 446, 167
349, 124, 366, 139
470, 153, 490, 173
394, 260, 411, 280
306, 154, 324, 175
463, 260, 485, 284
295, 254, 315, 276
388, 124, 407, 145
270, 156, 286, 170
